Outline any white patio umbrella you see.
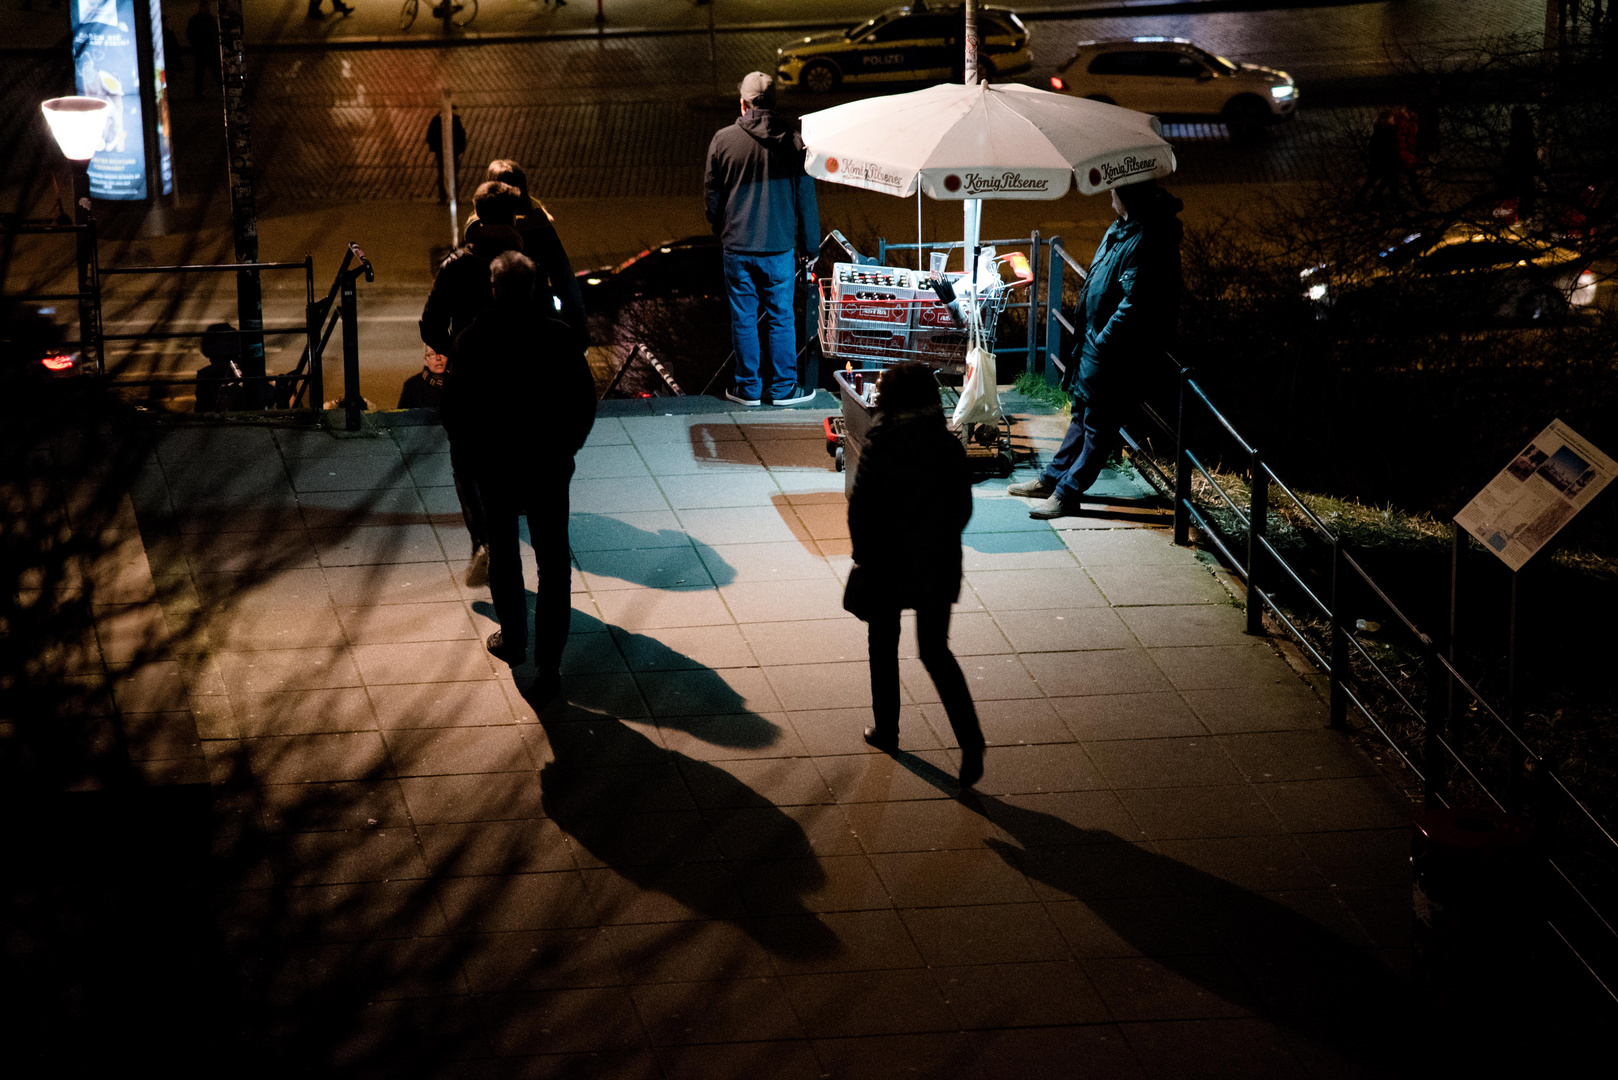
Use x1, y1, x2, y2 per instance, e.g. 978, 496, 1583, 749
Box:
801, 81, 1176, 280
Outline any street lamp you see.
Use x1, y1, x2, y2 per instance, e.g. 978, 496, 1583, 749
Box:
41, 96, 108, 374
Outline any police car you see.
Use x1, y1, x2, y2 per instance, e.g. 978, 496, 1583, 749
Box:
776, 3, 1031, 94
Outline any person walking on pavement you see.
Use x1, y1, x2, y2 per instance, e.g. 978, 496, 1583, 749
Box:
420, 181, 525, 587
845, 362, 985, 786
185, 0, 219, 100
426, 107, 467, 205
308, 0, 355, 17
1008, 179, 1183, 519
443, 251, 596, 700
705, 71, 820, 407
464, 160, 586, 346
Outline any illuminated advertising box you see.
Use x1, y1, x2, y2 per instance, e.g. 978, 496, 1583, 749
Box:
69, 0, 173, 201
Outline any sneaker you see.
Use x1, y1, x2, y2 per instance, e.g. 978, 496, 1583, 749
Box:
863, 726, 898, 753
725, 389, 762, 407
1028, 495, 1080, 520
1006, 477, 1054, 498
771, 388, 817, 407
486, 630, 526, 667
464, 544, 490, 588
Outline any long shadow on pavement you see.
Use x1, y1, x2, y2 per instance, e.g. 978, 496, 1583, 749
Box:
891, 751, 1416, 1073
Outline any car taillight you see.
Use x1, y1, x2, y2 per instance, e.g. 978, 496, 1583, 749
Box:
1049, 76, 1065, 91
41, 353, 74, 371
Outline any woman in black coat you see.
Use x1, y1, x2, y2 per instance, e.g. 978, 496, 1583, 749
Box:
845, 362, 985, 786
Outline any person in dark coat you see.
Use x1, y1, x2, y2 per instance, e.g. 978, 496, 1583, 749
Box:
397, 344, 447, 408
421, 181, 525, 587
185, 1, 219, 100
426, 108, 467, 204
704, 71, 820, 407
443, 251, 596, 699
1009, 180, 1183, 519
463, 159, 586, 346
845, 362, 985, 786
194, 321, 244, 412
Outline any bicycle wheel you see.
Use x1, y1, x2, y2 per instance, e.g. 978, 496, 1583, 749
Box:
399, 0, 417, 30
450, 0, 476, 28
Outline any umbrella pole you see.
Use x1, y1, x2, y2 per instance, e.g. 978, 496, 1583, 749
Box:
917, 187, 924, 272
962, 198, 982, 279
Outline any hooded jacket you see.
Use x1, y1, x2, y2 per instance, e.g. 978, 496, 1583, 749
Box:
1071, 188, 1184, 403
704, 108, 820, 254
418, 221, 523, 357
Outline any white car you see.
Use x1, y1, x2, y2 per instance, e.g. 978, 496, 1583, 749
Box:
1049, 37, 1297, 136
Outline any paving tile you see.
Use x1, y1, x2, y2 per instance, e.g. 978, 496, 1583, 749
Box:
1121, 1018, 1308, 1079
1149, 644, 1297, 691
309, 523, 445, 567
162, 456, 292, 500
560, 672, 652, 718
402, 451, 454, 488
675, 505, 805, 546
158, 529, 321, 575
622, 414, 739, 446
902, 654, 1043, 704
561, 631, 630, 676
961, 529, 1076, 571
921, 697, 1069, 751
992, 607, 1134, 652
194, 567, 333, 610
204, 606, 350, 651
254, 779, 411, 833
567, 476, 672, 515
417, 818, 579, 876
568, 510, 691, 552
817, 752, 961, 804
784, 970, 958, 1038
277, 827, 430, 885
352, 639, 497, 685
632, 977, 804, 1045
965, 568, 1107, 611
898, 610, 1013, 658
296, 484, 427, 528
232, 730, 392, 785
656, 472, 783, 510
736, 854, 892, 916
782, 502, 848, 542
1154, 835, 1327, 893
603, 918, 776, 985
787, 706, 940, 757
456, 927, 621, 992
646, 707, 795, 758
753, 439, 835, 470
740, 620, 868, 666
1087, 563, 1230, 607
335, 600, 477, 644
811, 1032, 984, 1080
704, 802, 860, 862
656, 1040, 823, 1080
1116, 785, 1285, 841
637, 667, 781, 717
1085, 737, 1246, 789
763, 908, 924, 975
1053, 692, 1207, 741
156, 425, 279, 462
576, 544, 711, 591
476, 986, 644, 1054
766, 661, 888, 711
901, 902, 1070, 967
963, 496, 1060, 536
971, 1024, 1147, 1080
989, 790, 1148, 845
1118, 604, 1254, 647
1256, 778, 1412, 833
1022, 649, 1172, 697
1215, 730, 1380, 783
719, 578, 849, 623
109, 659, 191, 712
1061, 528, 1195, 566
323, 562, 462, 606
287, 453, 413, 493
593, 587, 734, 630
970, 743, 1107, 796
697, 541, 837, 584
539, 763, 697, 818
1181, 681, 1327, 734
228, 879, 448, 942
938, 960, 1110, 1028
680, 756, 834, 809
222, 686, 378, 737
583, 418, 631, 446
366, 679, 517, 729
1292, 829, 1411, 890
435, 870, 600, 932
574, 442, 651, 479
1083, 956, 1253, 1021
845, 797, 1007, 853
870, 849, 1037, 907
385, 725, 538, 776
579, 863, 747, 924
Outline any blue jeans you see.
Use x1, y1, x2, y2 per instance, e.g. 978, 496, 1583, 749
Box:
723, 249, 797, 401
1041, 397, 1121, 506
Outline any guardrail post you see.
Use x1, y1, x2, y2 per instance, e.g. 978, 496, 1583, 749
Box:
1423, 631, 1446, 809
1044, 238, 1064, 387
340, 271, 362, 432
1025, 229, 1040, 376
1507, 571, 1525, 815
1329, 538, 1348, 729
1246, 448, 1267, 635
1173, 366, 1192, 546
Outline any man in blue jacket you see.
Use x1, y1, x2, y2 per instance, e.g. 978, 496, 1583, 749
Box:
1009, 179, 1183, 518
705, 72, 820, 407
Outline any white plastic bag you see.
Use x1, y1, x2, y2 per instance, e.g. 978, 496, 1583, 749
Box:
950, 341, 1002, 430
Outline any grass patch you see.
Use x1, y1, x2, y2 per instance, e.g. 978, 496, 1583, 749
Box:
1012, 371, 1071, 415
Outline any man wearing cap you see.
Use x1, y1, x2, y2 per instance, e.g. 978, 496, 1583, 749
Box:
704, 72, 820, 407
